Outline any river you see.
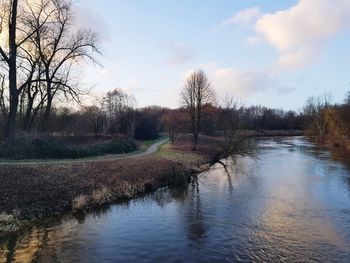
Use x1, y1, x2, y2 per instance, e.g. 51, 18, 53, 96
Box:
1, 137, 350, 262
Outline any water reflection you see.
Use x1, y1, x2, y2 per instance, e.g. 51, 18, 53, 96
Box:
1, 137, 350, 262
186, 179, 206, 243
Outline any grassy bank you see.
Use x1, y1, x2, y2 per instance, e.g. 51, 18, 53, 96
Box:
0, 133, 259, 235
0, 156, 191, 234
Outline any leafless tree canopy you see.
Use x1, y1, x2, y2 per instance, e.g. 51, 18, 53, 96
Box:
0, 0, 101, 139
209, 98, 258, 167
303, 93, 332, 139
181, 70, 216, 150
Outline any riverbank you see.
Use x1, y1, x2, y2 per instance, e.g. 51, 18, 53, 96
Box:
324, 135, 350, 151
2, 137, 348, 263
0, 156, 194, 234
243, 129, 304, 137
307, 133, 350, 154
0, 132, 298, 235
0, 138, 211, 236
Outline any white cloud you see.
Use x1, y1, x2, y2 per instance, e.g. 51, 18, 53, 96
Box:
182, 63, 296, 99
211, 67, 272, 97
223, 7, 261, 26
100, 68, 109, 76
183, 63, 273, 98
254, 0, 350, 68
75, 5, 111, 42
246, 35, 263, 45
164, 42, 194, 65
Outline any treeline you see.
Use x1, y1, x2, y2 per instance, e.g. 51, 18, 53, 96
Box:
0, 0, 100, 140
32, 88, 167, 141
303, 93, 350, 146
9, 86, 305, 141
162, 104, 305, 140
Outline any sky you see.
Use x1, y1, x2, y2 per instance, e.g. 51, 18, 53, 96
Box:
77, 0, 350, 111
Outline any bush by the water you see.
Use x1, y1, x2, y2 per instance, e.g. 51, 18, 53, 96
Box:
0, 137, 137, 160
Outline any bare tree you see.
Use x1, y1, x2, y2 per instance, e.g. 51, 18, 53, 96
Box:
125, 95, 137, 139
0, 0, 53, 139
102, 88, 129, 134
27, 0, 101, 133
82, 105, 104, 138
303, 93, 332, 139
210, 98, 258, 167
181, 70, 215, 150
161, 109, 188, 143
0, 0, 19, 139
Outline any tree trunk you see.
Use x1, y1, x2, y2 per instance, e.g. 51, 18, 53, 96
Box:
23, 97, 34, 131
4, 0, 18, 140
4, 63, 18, 140
40, 76, 53, 133
41, 94, 52, 134
4, 90, 18, 140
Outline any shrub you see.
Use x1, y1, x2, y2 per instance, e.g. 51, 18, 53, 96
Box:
72, 195, 90, 211
91, 187, 112, 206
0, 137, 137, 160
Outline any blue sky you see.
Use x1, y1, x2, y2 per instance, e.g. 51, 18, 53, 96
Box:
77, 0, 350, 111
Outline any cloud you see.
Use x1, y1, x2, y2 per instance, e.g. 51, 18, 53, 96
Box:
222, 7, 261, 26
211, 67, 272, 97
183, 63, 271, 98
275, 85, 296, 95
254, 0, 350, 68
163, 42, 194, 65
182, 63, 296, 99
100, 68, 109, 76
75, 5, 111, 42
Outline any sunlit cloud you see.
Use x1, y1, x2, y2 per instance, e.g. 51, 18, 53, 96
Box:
222, 7, 261, 26
254, 0, 350, 68
182, 62, 294, 100
210, 66, 273, 97
182, 62, 279, 99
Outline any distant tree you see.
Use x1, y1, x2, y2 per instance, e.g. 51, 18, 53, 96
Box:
102, 88, 129, 134
134, 108, 161, 140
344, 90, 350, 105
201, 104, 218, 136
303, 94, 332, 139
161, 109, 188, 143
124, 95, 137, 139
181, 70, 216, 150
82, 105, 104, 138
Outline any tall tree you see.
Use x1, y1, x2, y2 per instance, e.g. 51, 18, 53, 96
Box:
0, 0, 19, 140
0, 0, 52, 139
29, 0, 100, 133
102, 88, 129, 134
181, 70, 215, 150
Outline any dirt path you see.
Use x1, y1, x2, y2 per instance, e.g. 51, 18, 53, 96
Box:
0, 138, 169, 166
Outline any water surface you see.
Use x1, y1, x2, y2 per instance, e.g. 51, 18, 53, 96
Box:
1, 137, 350, 262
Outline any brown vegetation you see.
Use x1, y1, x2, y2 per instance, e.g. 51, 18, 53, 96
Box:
304, 94, 350, 150
0, 157, 190, 223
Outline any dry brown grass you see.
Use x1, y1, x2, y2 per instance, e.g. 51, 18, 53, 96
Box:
72, 195, 90, 211
0, 156, 190, 220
